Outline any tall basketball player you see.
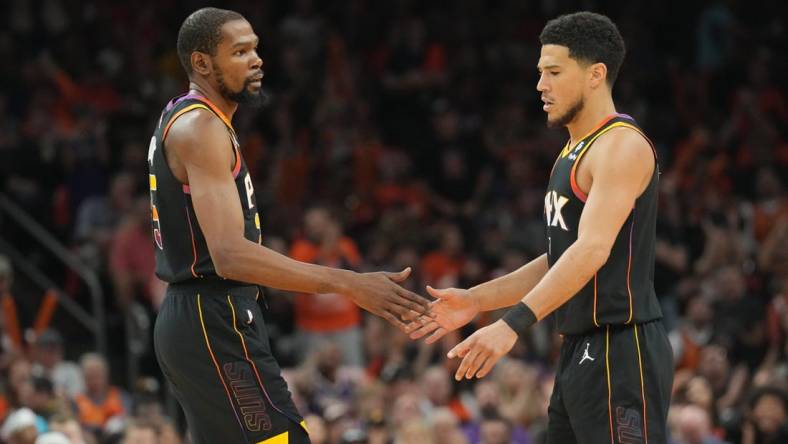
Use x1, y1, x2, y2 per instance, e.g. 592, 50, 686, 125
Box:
410, 12, 673, 444
149, 8, 431, 444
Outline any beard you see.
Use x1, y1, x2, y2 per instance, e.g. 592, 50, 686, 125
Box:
215, 66, 267, 108
547, 96, 584, 128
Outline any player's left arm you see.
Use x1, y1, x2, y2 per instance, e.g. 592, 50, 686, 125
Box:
448, 128, 655, 380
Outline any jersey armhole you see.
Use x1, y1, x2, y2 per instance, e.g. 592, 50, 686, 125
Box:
569, 122, 656, 203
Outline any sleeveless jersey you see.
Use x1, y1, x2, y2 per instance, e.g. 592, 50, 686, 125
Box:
147, 93, 261, 283
544, 114, 662, 335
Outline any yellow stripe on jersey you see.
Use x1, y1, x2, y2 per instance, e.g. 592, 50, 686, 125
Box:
572, 121, 640, 163
149, 174, 157, 191
561, 114, 619, 158
257, 431, 288, 444
559, 140, 572, 158
161, 103, 213, 141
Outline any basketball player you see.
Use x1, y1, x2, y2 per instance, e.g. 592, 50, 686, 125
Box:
149, 8, 431, 444
409, 12, 673, 443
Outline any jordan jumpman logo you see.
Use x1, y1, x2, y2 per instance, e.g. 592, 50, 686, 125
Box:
579, 342, 595, 365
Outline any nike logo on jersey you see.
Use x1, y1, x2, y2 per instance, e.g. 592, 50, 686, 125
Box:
545, 190, 569, 230
579, 342, 595, 365
246, 309, 254, 325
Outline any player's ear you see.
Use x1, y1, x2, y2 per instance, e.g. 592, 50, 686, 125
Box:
588, 62, 607, 89
191, 51, 212, 76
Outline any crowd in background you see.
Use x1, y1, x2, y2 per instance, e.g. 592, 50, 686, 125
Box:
1, 0, 787, 443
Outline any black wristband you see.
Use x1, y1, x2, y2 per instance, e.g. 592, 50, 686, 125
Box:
501, 302, 537, 336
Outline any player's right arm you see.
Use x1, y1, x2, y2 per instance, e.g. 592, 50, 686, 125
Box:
408, 254, 548, 342
165, 110, 430, 329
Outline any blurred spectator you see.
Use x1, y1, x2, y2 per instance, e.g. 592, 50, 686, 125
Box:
72, 354, 128, 432
73, 173, 135, 268
108, 196, 158, 311
424, 102, 492, 221
291, 341, 365, 416
759, 215, 788, 277
28, 378, 57, 422
673, 404, 729, 444
30, 329, 85, 398
420, 223, 466, 288
0, 255, 22, 355
696, 344, 749, 423
479, 411, 515, 444
420, 366, 470, 423
130, 395, 179, 444
1, 408, 38, 444
303, 414, 327, 444
35, 431, 70, 444
290, 206, 364, 366
119, 419, 157, 444
741, 387, 788, 444
671, 296, 715, 371
47, 414, 88, 444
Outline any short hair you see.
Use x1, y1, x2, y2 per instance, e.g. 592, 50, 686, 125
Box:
748, 386, 788, 410
79, 352, 108, 370
177, 7, 245, 75
539, 12, 626, 87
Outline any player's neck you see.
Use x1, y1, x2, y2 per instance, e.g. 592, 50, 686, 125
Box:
188, 81, 238, 121
566, 95, 617, 146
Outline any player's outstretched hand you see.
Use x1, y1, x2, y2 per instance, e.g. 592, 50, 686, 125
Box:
406, 286, 480, 344
346, 267, 433, 332
446, 320, 517, 380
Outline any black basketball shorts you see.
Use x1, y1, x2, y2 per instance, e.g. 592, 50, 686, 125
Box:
154, 279, 310, 444
546, 320, 673, 444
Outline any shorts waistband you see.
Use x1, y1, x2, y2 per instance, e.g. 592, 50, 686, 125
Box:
167, 277, 258, 295
561, 318, 662, 339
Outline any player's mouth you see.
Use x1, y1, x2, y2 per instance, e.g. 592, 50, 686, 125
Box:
542, 97, 554, 112
248, 71, 264, 86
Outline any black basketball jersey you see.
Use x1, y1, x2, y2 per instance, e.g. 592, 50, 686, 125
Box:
545, 114, 662, 335
147, 93, 261, 283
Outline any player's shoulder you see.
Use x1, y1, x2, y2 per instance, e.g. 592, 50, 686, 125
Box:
587, 125, 655, 180
166, 106, 226, 144
593, 125, 653, 165
164, 107, 232, 168
600, 125, 652, 155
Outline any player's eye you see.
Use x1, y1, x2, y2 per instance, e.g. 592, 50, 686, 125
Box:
234, 50, 246, 56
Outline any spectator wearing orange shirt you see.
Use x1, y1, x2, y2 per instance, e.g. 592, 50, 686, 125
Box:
290, 207, 364, 366
420, 223, 466, 288
72, 354, 129, 432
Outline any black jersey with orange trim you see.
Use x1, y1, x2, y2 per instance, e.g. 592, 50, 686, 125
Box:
545, 113, 662, 335
147, 93, 262, 283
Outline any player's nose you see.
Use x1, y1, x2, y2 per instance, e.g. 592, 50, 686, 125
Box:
536, 74, 548, 92
250, 52, 263, 70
